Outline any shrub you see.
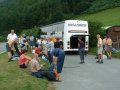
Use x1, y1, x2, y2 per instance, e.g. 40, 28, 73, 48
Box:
21, 26, 40, 38
0, 36, 7, 42
88, 21, 105, 47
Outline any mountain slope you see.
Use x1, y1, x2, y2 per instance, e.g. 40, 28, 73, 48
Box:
76, 7, 120, 26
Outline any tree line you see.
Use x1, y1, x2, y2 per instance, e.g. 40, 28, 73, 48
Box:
0, 0, 94, 34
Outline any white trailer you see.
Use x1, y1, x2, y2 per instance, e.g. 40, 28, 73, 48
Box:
40, 20, 89, 51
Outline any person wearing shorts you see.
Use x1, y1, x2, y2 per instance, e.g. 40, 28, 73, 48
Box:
96, 34, 103, 64
106, 36, 112, 60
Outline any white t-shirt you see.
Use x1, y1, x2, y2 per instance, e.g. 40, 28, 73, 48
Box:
7, 33, 17, 41
37, 39, 41, 45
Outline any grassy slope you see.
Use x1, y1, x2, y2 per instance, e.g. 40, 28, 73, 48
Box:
0, 53, 48, 90
76, 7, 120, 26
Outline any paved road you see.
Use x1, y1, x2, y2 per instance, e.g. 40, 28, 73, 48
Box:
0, 42, 6, 54
55, 54, 120, 90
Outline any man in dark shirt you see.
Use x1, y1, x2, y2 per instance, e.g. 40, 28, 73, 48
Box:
54, 38, 63, 49
78, 37, 85, 64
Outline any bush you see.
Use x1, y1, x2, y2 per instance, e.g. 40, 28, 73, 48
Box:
88, 21, 105, 47
21, 26, 40, 38
0, 36, 7, 42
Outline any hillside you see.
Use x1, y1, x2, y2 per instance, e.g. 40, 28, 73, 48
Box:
76, 7, 120, 26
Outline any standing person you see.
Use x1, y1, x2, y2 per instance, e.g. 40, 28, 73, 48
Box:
6, 38, 18, 62
7, 29, 19, 55
96, 34, 103, 63
7, 29, 17, 40
78, 37, 85, 64
29, 35, 35, 51
102, 36, 107, 53
106, 35, 112, 60
47, 37, 54, 64
50, 48, 65, 73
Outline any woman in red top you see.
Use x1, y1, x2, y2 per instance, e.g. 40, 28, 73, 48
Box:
19, 49, 31, 68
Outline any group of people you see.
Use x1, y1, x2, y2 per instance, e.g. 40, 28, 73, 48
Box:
6, 29, 65, 81
96, 34, 112, 63
78, 34, 113, 64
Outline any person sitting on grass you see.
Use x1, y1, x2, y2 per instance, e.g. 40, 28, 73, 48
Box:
35, 44, 43, 57
19, 49, 32, 68
29, 53, 61, 81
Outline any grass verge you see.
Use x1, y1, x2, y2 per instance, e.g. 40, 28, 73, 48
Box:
0, 52, 49, 90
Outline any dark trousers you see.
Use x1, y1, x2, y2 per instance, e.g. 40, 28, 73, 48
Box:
47, 51, 52, 64
78, 48, 85, 61
31, 70, 56, 81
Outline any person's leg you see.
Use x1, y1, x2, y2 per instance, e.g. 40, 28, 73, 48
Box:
31, 72, 43, 78
109, 52, 112, 59
6, 43, 13, 62
96, 48, 103, 63
47, 51, 52, 64
99, 54, 103, 63
81, 49, 85, 63
57, 50, 65, 73
80, 51, 84, 63
25, 60, 30, 66
98, 54, 101, 61
79, 48, 83, 63
14, 43, 19, 55
19, 64, 27, 68
40, 70, 56, 81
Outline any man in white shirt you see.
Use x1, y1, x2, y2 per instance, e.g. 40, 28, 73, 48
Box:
7, 29, 19, 60
7, 29, 17, 41
6, 38, 18, 62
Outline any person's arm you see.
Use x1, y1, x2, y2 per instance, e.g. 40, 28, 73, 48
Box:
35, 61, 41, 71
24, 55, 32, 61
7, 34, 10, 40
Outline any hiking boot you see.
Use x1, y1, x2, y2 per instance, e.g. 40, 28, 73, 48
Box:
96, 61, 100, 63
8, 57, 12, 62
80, 61, 84, 64
100, 60, 103, 64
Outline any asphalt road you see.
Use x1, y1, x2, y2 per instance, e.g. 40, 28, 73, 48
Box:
55, 54, 120, 90
0, 42, 6, 54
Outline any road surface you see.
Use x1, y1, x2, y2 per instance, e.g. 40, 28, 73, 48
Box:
55, 54, 120, 90
0, 42, 6, 54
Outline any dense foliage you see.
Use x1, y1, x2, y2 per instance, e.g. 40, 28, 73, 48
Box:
0, 0, 119, 41
89, 21, 105, 47
0, 0, 94, 35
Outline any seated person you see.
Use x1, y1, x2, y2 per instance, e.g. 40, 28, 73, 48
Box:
19, 49, 32, 68
35, 44, 43, 57
29, 53, 60, 81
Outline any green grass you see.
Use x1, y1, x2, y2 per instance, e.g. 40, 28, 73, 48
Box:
75, 7, 120, 26
0, 53, 49, 90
